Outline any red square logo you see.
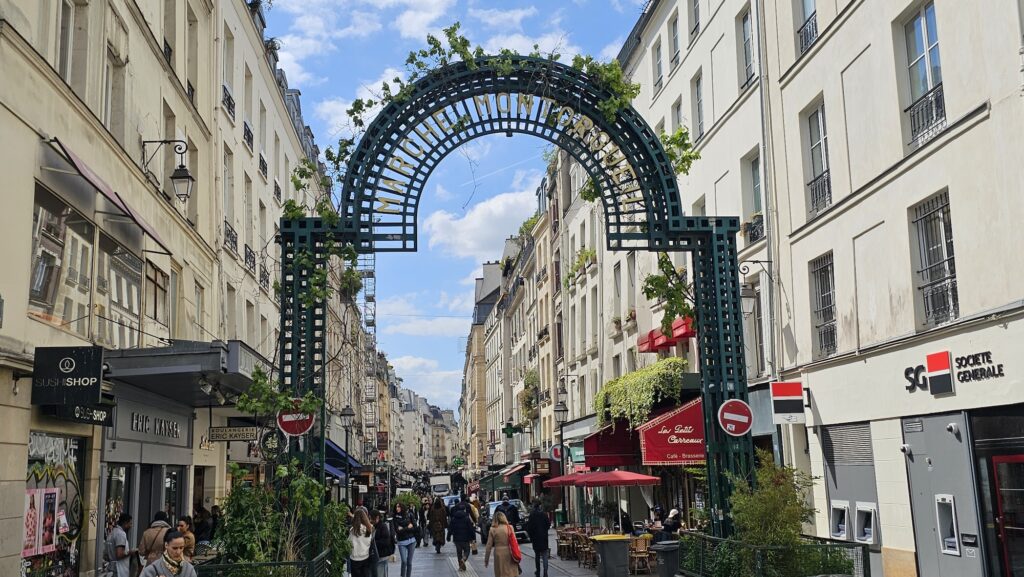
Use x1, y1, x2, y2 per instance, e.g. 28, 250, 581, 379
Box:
926, 351, 951, 374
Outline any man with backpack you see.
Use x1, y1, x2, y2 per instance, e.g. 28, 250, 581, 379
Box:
447, 499, 476, 571
138, 511, 172, 565
370, 510, 396, 577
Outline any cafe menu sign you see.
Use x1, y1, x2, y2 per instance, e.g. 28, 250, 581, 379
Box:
32, 346, 104, 406
636, 398, 705, 466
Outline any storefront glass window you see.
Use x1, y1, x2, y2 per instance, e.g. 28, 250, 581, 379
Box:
104, 464, 132, 538
95, 233, 143, 349
23, 431, 86, 575
28, 187, 95, 337
164, 466, 186, 525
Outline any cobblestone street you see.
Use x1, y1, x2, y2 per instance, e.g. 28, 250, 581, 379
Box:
393, 532, 596, 577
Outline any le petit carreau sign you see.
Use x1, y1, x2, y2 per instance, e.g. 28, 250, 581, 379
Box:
32, 346, 104, 406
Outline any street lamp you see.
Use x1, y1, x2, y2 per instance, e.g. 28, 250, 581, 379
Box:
142, 140, 195, 202
340, 405, 356, 506
554, 400, 569, 525
740, 284, 758, 317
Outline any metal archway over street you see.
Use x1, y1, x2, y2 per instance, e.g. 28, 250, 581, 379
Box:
278, 54, 753, 539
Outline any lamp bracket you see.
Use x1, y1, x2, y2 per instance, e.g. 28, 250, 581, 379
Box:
142, 139, 188, 174
739, 260, 773, 281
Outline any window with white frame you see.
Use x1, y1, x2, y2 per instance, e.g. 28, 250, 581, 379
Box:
146, 262, 169, 325
810, 252, 837, 358
671, 98, 683, 132
904, 2, 945, 141
745, 155, 764, 242
690, 0, 701, 40
670, 15, 681, 67
652, 41, 664, 91
741, 9, 755, 85
807, 102, 831, 217
797, 0, 819, 55
56, 0, 74, 80
753, 286, 765, 375
912, 191, 958, 327
692, 73, 704, 139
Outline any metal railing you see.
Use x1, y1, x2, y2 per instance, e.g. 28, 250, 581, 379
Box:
196, 549, 331, 577
187, 81, 196, 105
678, 532, 870, 577
274, 181, 282, 202
260, 263, 270, 291
906, 83, 946, 143
259, 153, 269, 178
797, 12, 819, 55
222, 85, 236, 120
244, 244, 256, 273
224, 220, 238, 254
807, 170, 832, 218
746, 214, 764, 243
243, 121, 254, 150
163, 39, 173, 65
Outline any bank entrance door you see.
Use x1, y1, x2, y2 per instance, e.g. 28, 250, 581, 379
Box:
993, 455, 1024, 575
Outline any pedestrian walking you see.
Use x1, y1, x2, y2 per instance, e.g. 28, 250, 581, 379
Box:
428, 498, 449, 554
525, 501, 550, 577
448, 501, 476, 571
370, 510, 396, 577
349, 509, 375, 577
138, 511, 172, 565
391, 503, 418, 577
139, 530, 197, 577
484, 512, 520, 577
416, 502, 429, 548
102, 513, 135, 577
495, 496, 521, 527
468, 494, 480, 555
176, 516, 196, 561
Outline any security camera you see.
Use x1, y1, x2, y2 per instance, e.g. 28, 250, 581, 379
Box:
946, 423, 960, 435
899, 444, 912, 456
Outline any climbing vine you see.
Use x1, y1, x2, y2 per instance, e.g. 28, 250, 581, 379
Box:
580, 127, 700, 202
235, 366, 322, 417
642, 253, 695, 336
519, 369, 540, 425
594, 357, 689, 428
562, 247, 597, 290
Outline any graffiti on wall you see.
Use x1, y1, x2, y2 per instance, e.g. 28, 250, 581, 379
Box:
22, 432, 85, 577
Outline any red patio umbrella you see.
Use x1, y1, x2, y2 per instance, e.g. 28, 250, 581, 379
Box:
576, 470, 661, 531
543, 472, 594, 488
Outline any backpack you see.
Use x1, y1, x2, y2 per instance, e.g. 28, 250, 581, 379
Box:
376, 523, 396, 558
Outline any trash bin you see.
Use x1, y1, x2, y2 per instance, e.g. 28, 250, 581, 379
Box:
555, 510, 567, 526
591, 534, 630, 577
651, 540, 680, 577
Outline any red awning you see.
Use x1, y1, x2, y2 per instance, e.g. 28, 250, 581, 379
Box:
638, 331, 654, 353
583, 423, 640, 467
523, 474, 540, 485
575, 470, 661, 487
503, 463, 527, 481
671, 316, 697, 340
652, 329, 679, 349
636, 398, 705, 466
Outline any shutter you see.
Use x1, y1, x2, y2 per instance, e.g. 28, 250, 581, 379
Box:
822, 423, 873, 466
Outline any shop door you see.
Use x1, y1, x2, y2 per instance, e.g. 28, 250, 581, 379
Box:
993, 455, 1024, 575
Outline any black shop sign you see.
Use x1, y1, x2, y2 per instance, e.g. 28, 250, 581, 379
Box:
32, 346, 104, 405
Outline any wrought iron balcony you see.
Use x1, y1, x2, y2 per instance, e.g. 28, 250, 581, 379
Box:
222, 85, 235, 120
259, 263, 270, 291
274, 181, 282, 202
163, 39, 172, 66
807, 170, 832, 218
224, 220, 238, 254
918, 255, 959, 326
186, 81, 195, 106
798, 12, 819, 55
745, 213, 764, 243
906, 83, 946, 144
814, 307, 837, 358
258, 153, 268, 178
97, 276, 109, 294
244, 244, 256, 273
66, 267, 78, 285
243, 121, 254, 151
537, 325, 550, 340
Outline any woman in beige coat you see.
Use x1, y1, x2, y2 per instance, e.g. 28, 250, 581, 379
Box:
484, 512, 519, 577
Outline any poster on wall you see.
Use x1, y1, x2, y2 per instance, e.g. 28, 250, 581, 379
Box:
40, 488, 58, 554
22, 489, 40, 558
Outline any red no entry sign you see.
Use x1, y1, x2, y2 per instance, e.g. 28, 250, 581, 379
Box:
277, 399, 315, 437
717, 399, 753, 437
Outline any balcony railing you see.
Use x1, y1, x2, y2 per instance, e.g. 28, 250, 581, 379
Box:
274, 181, 282, 202
906, 83, 946, 144
224, 220, 238, 254
222, 85, 235, 120
797, 12, 819, 55
244, 244, 256, 273
258, 153, 268, 178
260, 264, 270, 291
814, 307, 837, 358
746, 213, 764, 243
807, 170, 832, 218
186, 81, 195, 106
97, 276, 109, 294
66, 267, 79, 285
243, 121, 254, 151
163, 39, 172, 66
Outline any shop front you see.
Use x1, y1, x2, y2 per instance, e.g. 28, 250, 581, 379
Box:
636, 398, 706, 526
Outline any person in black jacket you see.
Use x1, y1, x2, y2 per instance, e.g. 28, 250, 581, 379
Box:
416, 502, 430, 548
370, 510, 395, 577
495, 497, 521, 528
447, 504, 476, 571
391, 504, 418, 577
525, 501, 551, 577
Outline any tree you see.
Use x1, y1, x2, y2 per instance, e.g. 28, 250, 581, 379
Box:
728, 450, 815, 548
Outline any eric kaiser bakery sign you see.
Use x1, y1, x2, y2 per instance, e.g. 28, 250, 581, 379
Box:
904, 349, 1006, 395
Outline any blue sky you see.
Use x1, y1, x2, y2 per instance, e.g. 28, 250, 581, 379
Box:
265, 0, 647, 410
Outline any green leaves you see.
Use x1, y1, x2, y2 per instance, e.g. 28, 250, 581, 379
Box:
570, 55, 641, 123
518, 213, 540, 238
660, 127, 701, 175
728, 449, 816, 549
642, 253, 695, 336
593, 356, 689, 427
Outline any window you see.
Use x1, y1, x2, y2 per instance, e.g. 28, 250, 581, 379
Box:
223, 146, 234, 222
613, 263, 622, 319
692, 73, 704, 139
626, 252, 637, 314
745, 155, 764, 242
912, 191, 958, 326
690, 0, 701, 40
98, 234, 143, 349
222, 25, 234, 88
56, 0, 74, 80
169, 269, 179, 338
652, 41, 664, 92
671, 99, 683, 132
163, 0, 176, 68
145, 263, 168, 325
798, 0, 819, 54
186, 6, 198, 103
753, 287, 765, 375
670, 15, 680, 67
741, 9, 755, 85
810, 252, 837, 358
807, 103, 831, 217
226, 284, 237, 339
28, 187, 95, 338
904, 2, 945, 142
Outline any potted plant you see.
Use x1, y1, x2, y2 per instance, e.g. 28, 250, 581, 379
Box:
627, 308, 637, 322
611, 315, 622, 330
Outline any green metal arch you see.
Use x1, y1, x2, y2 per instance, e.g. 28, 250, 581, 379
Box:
339, 55, 691, 252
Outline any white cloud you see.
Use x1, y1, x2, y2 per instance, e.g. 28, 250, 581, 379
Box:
482, 31, 582, 61
435, 184, 454, 201
610, 0, 648, 13
460, 266, 483, 286
383, 317, 471, 337
314, 67, 404, 137
390, 356, 462, 410
599, 36, 625, 61
378, 294, 421, 317
460, 140, 493, 163
469, 7, 538, 31
439, 290, 476, 314
392, 0, 456, 40
337, 11, 383, 39
423, 170, 542, 262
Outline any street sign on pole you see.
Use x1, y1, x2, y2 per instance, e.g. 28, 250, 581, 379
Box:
277, 399, 315, 436
717, 399, 753, 437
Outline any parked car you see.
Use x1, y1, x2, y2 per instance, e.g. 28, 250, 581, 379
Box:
478, 499, 528, 544
442, 495, 462, 511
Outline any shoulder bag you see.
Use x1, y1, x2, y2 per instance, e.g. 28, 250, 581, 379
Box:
507, 525, 523, 564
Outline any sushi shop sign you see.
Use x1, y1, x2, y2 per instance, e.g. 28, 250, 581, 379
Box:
904, 350, 1006, 396
32, 346, 104, 405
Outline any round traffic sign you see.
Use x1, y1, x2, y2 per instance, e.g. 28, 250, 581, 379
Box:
717, 399, 753, 437
277, 399, 315, 436
550, 444, 564, 461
